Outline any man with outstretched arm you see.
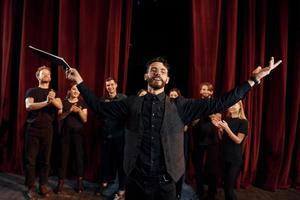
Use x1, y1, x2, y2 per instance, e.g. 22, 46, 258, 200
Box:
66, 56, 281, 200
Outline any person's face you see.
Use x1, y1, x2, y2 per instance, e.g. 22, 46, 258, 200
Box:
169, 91, 179, 99
199, 85, 213, 98
228, 102, 241, 114
144, 62, 169, 90
105, 80, 117, 94
37, 69, 51, 83
69, 85, 80, 98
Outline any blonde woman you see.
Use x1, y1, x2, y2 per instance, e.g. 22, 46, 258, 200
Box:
212, 100, 248, 200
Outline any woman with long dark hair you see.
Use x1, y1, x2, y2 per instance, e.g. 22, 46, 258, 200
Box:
55, 83, 88, 194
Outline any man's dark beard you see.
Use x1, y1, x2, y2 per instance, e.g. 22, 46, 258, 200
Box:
147, 77, 166, 90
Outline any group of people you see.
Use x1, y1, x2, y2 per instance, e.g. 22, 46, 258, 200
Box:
24, 56, 281, 200
167, 84, 248, 200
24, 66, 88, 199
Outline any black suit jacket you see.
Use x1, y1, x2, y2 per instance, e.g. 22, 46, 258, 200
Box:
77, 82, 251, 181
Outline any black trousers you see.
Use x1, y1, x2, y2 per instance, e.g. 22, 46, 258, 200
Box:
57, 126, 84, 179
223, 161, 241, 200
99, 136, 126, 190
125, 173, 176, 200
24, 125, 53, 187
192, 144, 219, 198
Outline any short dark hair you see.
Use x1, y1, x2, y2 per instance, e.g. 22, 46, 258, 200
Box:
105, 77, 116, 83
146, 56, 170, 72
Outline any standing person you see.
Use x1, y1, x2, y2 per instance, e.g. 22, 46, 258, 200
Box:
192, 82, 221, 200
96, 77, 127, 200
169, 88, 188, 199
54, 83, 88, 194
24, 66, 62, 198
66, 56, 281, 200
211, 101, 248, 200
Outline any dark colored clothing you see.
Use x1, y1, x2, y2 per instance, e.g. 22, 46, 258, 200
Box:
77, 81, 251, 199
57, 98, 87, 179
58, 127, 84, 178
61, 98, 87, 129
125, 175, 176, 200
223, 161, 241, 200
99, 93, 127, 190
100, 93, 127, 138
222, 117, 248, 165
176, 129, 190, 197
192, 144, 219, 198
100, 136, 126, 190
25, 126, 53, 186
193, 116, 219, 146
25, 87, 57, 129
192, 115, 220, 198
137, 92, 166, 176
24, 87, 57, 187
222, 117, 248, 200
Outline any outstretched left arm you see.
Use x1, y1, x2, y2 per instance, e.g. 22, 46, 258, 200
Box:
248, 57, 282, 86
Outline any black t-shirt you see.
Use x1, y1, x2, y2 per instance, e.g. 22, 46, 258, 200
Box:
222, 117, 248, 164
193, 116, 219, 146
62, 98, 87, 129
100, 93, 127, 138
25, 87, 57, 128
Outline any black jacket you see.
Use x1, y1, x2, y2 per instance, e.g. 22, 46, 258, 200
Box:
77, 82, 251, 181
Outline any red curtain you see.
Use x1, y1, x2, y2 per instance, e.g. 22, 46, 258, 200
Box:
189, 0, 300, 191
0, 0, 132, 179
1, 0, 299, 191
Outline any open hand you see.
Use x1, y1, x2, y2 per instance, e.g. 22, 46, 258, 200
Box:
251, 57, 282, 84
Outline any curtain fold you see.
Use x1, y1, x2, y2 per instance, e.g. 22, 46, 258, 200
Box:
0, 0, 132, 180
189, 0, 299, 191
0, 0, 298, 191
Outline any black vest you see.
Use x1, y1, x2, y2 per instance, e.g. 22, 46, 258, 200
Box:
123, 96, 185, 181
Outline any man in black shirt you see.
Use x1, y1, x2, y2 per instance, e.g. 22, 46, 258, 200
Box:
66, 56, 281, 200
192, 82, 221, 200
24, 66, 62, 198
96, 77, 127, 200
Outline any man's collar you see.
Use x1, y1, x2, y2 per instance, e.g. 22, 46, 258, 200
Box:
145, 92, 165, 102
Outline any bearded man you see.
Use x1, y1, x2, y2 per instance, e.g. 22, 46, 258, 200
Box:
66, 56, 281, 200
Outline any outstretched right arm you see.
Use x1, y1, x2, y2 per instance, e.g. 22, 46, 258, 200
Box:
66, 68, 128, 120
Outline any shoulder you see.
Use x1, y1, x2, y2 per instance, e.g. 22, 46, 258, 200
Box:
78, 98, 87, 107
118, 93, 127, 99
25, 87, 39, 97
239, 118, 248, 126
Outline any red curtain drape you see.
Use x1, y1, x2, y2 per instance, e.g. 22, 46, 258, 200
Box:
0, 0, 132, 179
189, 0, 299, 191
1, 0, 299, 192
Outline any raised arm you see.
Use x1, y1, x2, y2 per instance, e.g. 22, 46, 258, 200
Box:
65, 68, 128, 120
179, 57, 282, 124
247, 56, 282, 86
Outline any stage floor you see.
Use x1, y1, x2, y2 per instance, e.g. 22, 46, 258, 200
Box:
0, 173, 299, 200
